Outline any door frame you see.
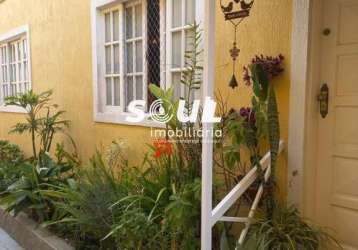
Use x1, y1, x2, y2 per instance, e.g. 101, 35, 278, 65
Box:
288, 0, 324, 219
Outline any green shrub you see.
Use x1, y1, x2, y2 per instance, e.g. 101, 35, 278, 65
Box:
0, 90, 78, 223
0, 141, 24, 192
0, 151, 76, 222
49, 152, 131, 249
108, 143, 201, 250
0, 140, 24, 162
47, 140, 201, 250
238, 205, 341, 250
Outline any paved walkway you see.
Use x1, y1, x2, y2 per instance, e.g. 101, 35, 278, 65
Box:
0, 228, 23, 250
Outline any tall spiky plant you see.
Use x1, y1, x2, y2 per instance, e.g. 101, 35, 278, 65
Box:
5, 90, 52, 158
181, 22, 203, 117
243, 55, 284, 217
149, 22, 203, 127
149, 23, 204, 171
5, 90, 69, 159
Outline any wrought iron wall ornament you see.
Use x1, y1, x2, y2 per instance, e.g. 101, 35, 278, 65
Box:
220, 0, 254, 89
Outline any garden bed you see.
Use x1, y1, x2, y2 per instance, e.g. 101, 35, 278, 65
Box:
0, 206, 73, 250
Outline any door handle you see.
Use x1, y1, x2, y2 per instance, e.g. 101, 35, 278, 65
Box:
317, 83, 329, 118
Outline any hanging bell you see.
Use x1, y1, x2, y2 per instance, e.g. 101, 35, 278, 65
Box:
229, 74, 239, 89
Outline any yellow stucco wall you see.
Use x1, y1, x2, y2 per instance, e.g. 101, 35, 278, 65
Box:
215, 0, 292, 197
0, 0, 152, 162
0, 0, 291, 195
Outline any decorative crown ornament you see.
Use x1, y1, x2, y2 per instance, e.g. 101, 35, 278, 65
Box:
220, 0, 254, 89
221, 0, 254, 21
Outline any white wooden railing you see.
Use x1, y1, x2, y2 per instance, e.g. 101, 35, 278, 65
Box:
202, 140, 285, 248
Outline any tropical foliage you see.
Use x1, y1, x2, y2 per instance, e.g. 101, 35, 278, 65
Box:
0, 141, 24, 191
238, 205, 341, 250
0, 23, 203, 250
45, 141, 201, 250
0, 37, 339, 249
5, 90, 69, 159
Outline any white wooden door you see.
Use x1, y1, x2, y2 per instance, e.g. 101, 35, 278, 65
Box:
316, 0, 358, 249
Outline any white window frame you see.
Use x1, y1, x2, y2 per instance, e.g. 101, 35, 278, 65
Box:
123, 0, 147, 111
91, 0, 203, 127
0, 25, 31, 113
103, 6, 122, 112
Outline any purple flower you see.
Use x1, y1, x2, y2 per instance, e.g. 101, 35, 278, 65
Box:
239, 107, 256, 127
243, 54, 285, 85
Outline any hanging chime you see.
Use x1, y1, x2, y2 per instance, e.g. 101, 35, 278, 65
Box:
220, 0, 254, 89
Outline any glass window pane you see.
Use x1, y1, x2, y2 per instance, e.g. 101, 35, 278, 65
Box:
126, 43, 133, 73
17, 42, 21, 61
135, 4, 142, 37
136, 76, 143, 100
105, 46, 112, 74
18, 63, 22, 81
126, 77, 133, 107
23, 40, 27, 59
126, 7, 133, 39
24, 82, 29, 92
23, 62, 28, 81
0, 47, 3, 64
3, 85, 8, 97
114, 77, 120, 106
10, 65, 16, 82
186, 0, 195, 24
10, 84, 17, 96
105, 13, 111, 42
113, 10, 119, 41
135, 41, 143, 72
113, 44, 120, 74
5, 66, 8, 82
10, 45, 14, 63
172, 31, 182, 68
172, 0, 182, 28
4, 47, 7, 62
106, 78, 112, 105
1, 66, 5, 83
172, 72, 182, 100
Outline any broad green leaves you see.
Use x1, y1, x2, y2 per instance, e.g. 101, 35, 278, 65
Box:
251, 64, 269, 102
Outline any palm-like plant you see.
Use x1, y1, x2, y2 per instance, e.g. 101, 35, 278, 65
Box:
38, 108, 69, 153
5, 90, 69, 159
181, 22, 203, 116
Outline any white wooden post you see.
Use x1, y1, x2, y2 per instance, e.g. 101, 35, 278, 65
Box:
201, 0, 216, 249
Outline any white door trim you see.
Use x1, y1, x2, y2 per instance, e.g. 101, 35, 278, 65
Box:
288, 0, 323, 216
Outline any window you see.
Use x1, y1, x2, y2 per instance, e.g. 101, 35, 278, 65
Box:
0, 25, 31, 112
92, 0, 199, 126
124, 2, 145, 109
166, 0, 196, 100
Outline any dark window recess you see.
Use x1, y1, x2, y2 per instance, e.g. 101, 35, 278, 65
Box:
146, 0, 160, 106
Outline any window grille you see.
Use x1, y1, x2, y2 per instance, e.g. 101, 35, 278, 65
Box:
93, 0, 198, 120
146, 0, 161, 106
